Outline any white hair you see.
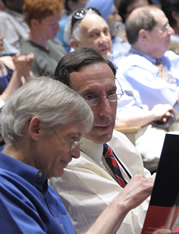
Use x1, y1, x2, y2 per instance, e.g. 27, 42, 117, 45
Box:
64, 15, 78, 42
64, 11, 100, 42
1, 77, 94, 143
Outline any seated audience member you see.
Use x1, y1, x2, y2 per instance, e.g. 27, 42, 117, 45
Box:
63, 7, 178, 171
160, 0, 179, 54
85, 0, 131, 61
0, 35, 34, 95
0, 76, 155, 233
20, 0, 67, 77
117, 5, 179, 110
56, 0, 88, 52
50, 47, 154, 234
0, 51, 34, 146
0, 36, 34, 145
0, 53, 34, 99
0, 0, 29, 50
0, 34, 18, 56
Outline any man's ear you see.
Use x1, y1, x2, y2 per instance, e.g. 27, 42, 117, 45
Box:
28, 116, 42, 141
138, 29, 149, 43
30, 18, 39, 29
70, 39, 80, 49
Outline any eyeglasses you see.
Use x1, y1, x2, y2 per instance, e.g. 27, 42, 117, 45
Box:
52, 128, 80, 152
71, 139, 80, 151
84, 78, 124, 107
84, 78, 124, 106
84, 92, 124, 107
71, 7, 101, 33
156, 23, 171, 33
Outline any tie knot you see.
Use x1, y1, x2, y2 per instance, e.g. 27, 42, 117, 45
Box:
103, 143, 113, 159
155, 58, 163, 76
156, 58, 162, 65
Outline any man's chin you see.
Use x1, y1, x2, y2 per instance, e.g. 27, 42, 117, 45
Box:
85, 132, 113, 144
100, 50, 111, 59
99, 135, 112, 144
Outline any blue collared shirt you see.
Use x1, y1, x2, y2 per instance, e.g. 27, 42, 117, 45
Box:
0, 152, 75, 234
116, 48, 179, 109
111, 37, 131, 64
115, 73, 148, 111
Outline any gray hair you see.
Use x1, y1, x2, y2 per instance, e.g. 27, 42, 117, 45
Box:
126, 5, 159, 45
1, 77, 94, 143
64, 10, 100, 42
64, 14, 81, 42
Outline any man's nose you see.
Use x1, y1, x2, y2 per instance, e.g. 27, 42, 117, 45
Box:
98, 96, 113, 117
168, 25, 175, 35
99, 33, 108, 43
70, 144, 81, 159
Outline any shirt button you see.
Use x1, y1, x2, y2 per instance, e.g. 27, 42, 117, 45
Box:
37, 172, 43, 178
60, 224, 64, 229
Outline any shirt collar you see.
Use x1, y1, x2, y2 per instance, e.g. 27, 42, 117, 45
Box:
80, 137, 104, 165
0, 152, 48, 193
130, 47, 163, 65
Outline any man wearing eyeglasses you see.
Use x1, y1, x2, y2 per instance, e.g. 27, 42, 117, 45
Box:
62, 6, 179, 173
1, 75, 171, 233
115, 5, 179, 166
0, 76, 93, 233
49, 47, 156, 234
117, 5, 179, 111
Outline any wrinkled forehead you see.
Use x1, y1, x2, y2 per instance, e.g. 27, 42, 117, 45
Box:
69, 63, 116, 93
80, 13, 109, 31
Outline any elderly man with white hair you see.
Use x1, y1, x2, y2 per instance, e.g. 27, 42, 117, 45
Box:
0, 76, 157, 233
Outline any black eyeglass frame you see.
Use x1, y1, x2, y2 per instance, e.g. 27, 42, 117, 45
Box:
71, 7, 101, 33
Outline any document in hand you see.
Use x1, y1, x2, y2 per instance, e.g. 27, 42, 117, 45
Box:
142, 133, 179, 234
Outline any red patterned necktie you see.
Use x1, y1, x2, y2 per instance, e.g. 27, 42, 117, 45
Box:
103, 143, 127, 187
156, 58, 163, 75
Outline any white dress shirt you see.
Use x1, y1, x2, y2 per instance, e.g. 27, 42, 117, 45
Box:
50, 130, 152, 234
